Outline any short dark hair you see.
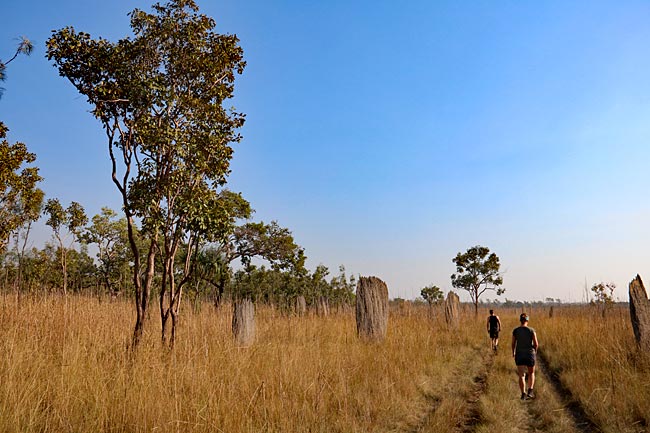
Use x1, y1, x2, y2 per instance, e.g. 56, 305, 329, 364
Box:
489, 309, 494, 314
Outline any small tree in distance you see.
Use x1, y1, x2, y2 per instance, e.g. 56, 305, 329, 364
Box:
590, 282, 615, 317
420, 284, 444, 306
451, 245, 505, 315
43, 199, 88, 295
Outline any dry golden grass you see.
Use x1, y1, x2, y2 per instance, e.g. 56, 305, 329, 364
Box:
2, 296, 647, 433
535, 305, 650, 433
0, 295, 485, 433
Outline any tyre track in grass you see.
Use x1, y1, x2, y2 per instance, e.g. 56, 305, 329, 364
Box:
457, 349, 494, 433
535, 349, 602, 433
406, 345, 492, 433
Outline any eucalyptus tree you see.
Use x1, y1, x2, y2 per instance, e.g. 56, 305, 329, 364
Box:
47, 0, 247, 346
81, 207, 131, 295
451, 245, 505, 315
43, 199, 88, 295
221, 220, 304, 301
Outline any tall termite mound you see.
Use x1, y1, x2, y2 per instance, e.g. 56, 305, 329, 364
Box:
445, 291, 460, 329
356, 276, 389, 340
232, 298, 255, 346
295, 295, 307, 316
629, 275, 650, 351
316, 297, 330, 317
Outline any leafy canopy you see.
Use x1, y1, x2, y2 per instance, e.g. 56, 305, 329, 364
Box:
451, 245, 504, 313
0, 128, 43, 253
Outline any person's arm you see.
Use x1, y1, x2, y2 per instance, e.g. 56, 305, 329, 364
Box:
496, 316, 501, 331
532, 331, 539, 352
486, 317, 490, 332
511, 333, 516, 357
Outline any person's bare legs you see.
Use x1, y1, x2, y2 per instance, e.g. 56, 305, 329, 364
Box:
517, 366, 527, 394
527, 366, 535, 395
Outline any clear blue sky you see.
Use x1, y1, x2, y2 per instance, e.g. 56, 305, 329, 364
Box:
2, 0, 650, 302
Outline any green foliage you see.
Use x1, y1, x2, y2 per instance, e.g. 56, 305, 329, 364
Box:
47, 0, 248, 344
451, 245, 504, 313
0, 127, 44, 254
43, 198, 88, 294
227, 263, 356, 311
420, 284, 444, 305
81, 207, 132, 295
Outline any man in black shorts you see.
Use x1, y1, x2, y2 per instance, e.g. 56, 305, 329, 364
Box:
512, 313, 539, 400
486, 309, 501, 352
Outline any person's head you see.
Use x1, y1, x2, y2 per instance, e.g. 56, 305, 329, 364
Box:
489, 309, 494, 315
519, 313, 529, 324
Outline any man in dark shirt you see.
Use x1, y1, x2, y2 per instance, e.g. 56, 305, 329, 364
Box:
486, 309, 501, 352
511, 313, 539, 400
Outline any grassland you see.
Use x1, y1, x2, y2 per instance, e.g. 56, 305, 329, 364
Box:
0, 294, 647, 433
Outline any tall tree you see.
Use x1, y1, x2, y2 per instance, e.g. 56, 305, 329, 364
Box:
43, 199, 88, 295
47, 0, 247, 347
451, 245, 505, 315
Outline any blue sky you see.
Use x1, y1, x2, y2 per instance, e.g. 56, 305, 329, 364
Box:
2, 0, 650, 302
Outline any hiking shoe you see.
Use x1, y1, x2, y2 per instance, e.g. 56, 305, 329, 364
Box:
520, 392, 526, 400
527, 389, 535, 400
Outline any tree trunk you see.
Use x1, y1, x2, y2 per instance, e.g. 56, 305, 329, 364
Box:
132, 237, 157, 348
355, 276, 389, 341
232, 298, 255, 346
629, 274, 650, 351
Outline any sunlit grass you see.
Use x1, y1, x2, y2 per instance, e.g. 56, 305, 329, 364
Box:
537, 305, 650, 433
0, 294, 482, 432
1, 295, 646, 433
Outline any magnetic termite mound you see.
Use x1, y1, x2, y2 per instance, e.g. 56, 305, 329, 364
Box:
445, 291, 460, 329
232, 298, 255, 346
355, 276, 389, 341
629, 274, 650, 351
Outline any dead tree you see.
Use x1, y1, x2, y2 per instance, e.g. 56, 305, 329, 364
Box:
355, 276, 389, 341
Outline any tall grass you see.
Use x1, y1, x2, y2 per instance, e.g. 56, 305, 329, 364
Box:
2, 296, 645, 432
535, 304, 650, 433
0, 294, 483, 432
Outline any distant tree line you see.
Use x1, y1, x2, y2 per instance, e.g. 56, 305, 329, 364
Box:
0, 205, 356, 312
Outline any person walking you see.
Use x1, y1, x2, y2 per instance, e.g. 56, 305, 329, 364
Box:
512, 312, 539, 400
486, 309, 501, 352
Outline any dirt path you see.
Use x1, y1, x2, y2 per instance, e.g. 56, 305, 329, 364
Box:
535, 350, 602, 433
406, 341, 603, 433
457, 350, 494, 432
404, 345, 494, 433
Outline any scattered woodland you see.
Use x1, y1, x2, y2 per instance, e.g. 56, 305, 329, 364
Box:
2, 1, 650, 432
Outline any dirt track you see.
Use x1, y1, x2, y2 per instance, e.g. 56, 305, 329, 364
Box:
409, 345, 604, 433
